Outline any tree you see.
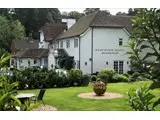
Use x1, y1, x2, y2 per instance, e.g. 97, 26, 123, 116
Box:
101, 10, 110, 15
61, 11, 68, 18
116, 12, 127, 16
68, 11, 85, 21
0, 8, 14, 19
61, 11, 85, 21
0, 8, 62, 38
126, 8, 160, 81
84, 8, 100, 15
0, 16, 25, 52
12, 8, 61, 38
128, 8, 137, 16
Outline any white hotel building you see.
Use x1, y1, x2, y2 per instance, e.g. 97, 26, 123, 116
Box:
47, 11, 132, 74
12, 11, 133, 74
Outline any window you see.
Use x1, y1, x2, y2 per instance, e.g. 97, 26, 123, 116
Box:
85, 62, 87, 66
114, 61, 124, 73
119, 61, 123, 73
56, 41, 59, 49
60, 41, 63, 48
119, 38, 123, 46
106, 62, 108, 65
66, 40, 70, 48
28, 60, 30, 66
74, 39, 78, 48
114, 61, 118, 73
34, 59, 37, 64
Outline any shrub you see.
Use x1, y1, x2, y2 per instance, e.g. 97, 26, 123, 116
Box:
97, 68, 115, 83
33, 71, 47, 89
81, 75, 90, 86
128, 85, 160, 111
56, 70, 68, 87
113, 74, 129, 82
149, 82, 160, 89
10, 67, 89, 89
131, 72, 140, 78
68, 69, 83, 86
45, 70, 58, 88
91, 75, 97, 82
0, 54, 22, 111
129, 72, 141, 82
123, 73, 130, 78
141, 73, 151, 79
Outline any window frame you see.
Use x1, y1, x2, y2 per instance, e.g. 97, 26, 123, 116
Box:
114, 60, 124, 74
74, 38, 78, 48
34, 59, 37, 64
66, 40, 70, 48
60, 41, 63, 48
119, 38, 123, 46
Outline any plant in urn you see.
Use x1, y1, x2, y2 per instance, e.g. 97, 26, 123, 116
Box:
93, 78, 106, 96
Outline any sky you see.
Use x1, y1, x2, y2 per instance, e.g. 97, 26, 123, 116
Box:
59, 8, 129, 15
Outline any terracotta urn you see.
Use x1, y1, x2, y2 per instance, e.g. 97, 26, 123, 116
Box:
93, 80, 106, 96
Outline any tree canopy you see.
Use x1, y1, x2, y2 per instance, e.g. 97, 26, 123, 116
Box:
61, 11, 85, 21
0, 15, 25, 52
83, 8, 100, 15
13, 8, 61, 38
126, 8, 160, 81
0, 8, 62, 38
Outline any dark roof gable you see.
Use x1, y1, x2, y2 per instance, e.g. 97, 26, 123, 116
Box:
41, 23, 67, 42
56, 11, 133, 39
15, 49, 49, 58
56, 12, 97, 39
11, 39, 39, 51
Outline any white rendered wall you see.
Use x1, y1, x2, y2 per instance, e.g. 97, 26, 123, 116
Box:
57, 37, 80, 68
39, 31, 49, 49
92, 28, 130, 73
80, 28, 92, 74
55, 27, 131, 74
48, 52, 56, 70
18, 58, 48, 69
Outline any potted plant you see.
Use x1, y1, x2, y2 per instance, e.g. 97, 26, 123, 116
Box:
93, 78, 106, 96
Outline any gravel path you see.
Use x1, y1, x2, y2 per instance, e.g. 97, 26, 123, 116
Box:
32, 105, 57, 111
78, 92, 123, 99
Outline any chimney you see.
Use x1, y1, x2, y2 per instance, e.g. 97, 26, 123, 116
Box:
62, 18, 76, 29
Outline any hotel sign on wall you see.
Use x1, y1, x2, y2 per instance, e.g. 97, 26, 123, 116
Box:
95, 49, 124, 54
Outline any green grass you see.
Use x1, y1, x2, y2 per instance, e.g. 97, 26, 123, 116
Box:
20, 81, 160, 111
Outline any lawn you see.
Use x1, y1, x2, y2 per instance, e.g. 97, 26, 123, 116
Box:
20, 81, 160, 111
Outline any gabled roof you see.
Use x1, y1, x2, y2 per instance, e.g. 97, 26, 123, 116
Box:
56, 12, 97, 39
15, 49, 49, 58
40, 23, 67, 42
11, 39, 39, 51
56, 11, 133, 39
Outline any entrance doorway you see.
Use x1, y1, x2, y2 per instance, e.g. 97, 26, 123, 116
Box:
114, 61, 124, 73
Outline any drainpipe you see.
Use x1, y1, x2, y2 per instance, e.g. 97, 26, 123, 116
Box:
91, 27, 94, 74
79, 36, 81, 69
